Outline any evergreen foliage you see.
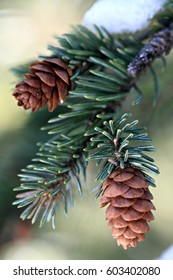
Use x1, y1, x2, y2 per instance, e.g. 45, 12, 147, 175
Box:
12, 1, 173, 228
87, 114, 159, 194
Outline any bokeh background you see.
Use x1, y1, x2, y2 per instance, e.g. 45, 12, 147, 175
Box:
0, 0, 173, 260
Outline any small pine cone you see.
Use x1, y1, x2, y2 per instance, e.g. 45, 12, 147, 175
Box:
100, 168, 155, 249
12, 58, 72, 112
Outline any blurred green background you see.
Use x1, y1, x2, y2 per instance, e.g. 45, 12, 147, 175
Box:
0, 0, 173, 260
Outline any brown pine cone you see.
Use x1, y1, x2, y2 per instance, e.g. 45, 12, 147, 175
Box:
100, 168, 155, 249
12, 58, 72, 112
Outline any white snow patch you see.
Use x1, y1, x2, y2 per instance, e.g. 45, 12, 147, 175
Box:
83, 0, 167, 34
159, 244, 173, 260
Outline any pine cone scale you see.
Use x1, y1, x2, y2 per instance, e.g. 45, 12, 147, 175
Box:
125, 176, 148, 188
41, 82, 52, 99
24, 77, 41, 88
35, 72, 56, 87
53, 68, 69, 84
129, 219, 149, 233
112, 227, 126, 237
141, 190, 154, 200
103, 182, 129, 197
143, 211, 154, 221
121, 207, 144, 221
102, 178, 113, 189
41, 94, 48, 108
113, 172, 134, 182
56, 79, 68, 103
20, 93, 30, 100
16, 83, 29, 92
132, 199, 155, 212
109, 170, 122, 178
31, 63, 54, 73
28, 95, 39, 111
117, 236, 136, 249
47, 88, 60, 112
44, 58, 67, 69
123, 188, 144, 198
124, 228, 138, 239
111, 197, 135, 208
112, 216, 129, 228
28, 87, 42, 98
106, 205, 126, 219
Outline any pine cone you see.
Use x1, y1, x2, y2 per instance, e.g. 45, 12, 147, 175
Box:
100, 168, 155, 249
12, 58, 72, 112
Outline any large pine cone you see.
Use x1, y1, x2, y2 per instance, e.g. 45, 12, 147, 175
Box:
100, 168, 155, 249
12, 58, 72, 112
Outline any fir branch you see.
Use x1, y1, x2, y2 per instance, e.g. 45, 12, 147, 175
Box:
47, 25, 116, 75
12, 20, 170, 227
128, 24, 173, 77
87, 114, 159, 195
13, 134, 88, 228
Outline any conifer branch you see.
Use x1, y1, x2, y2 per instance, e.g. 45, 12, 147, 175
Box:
12, 4, 173, 228
128, 24, 173, 77
87, 114, 159, 197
